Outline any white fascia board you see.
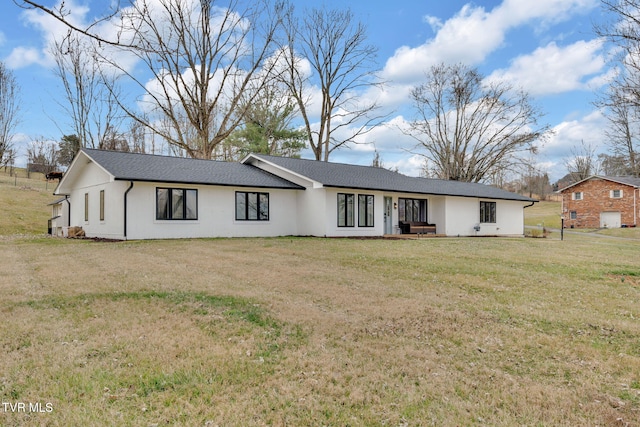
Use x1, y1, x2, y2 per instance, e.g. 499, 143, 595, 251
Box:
242, 154, 321, 188
54, 150, 115, 195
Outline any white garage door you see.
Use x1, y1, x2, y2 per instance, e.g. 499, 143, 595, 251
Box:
600, 211, 621, 228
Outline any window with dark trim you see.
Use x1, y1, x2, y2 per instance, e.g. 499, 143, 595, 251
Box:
236, 192, 269, 221
99, 190, 105, 221
358, 194, 374, 227
84, 193, 89, 222
337, 193, 355, 227
156, 188, 198, 220
398, 198, 427, 222
480, 201, 496, 223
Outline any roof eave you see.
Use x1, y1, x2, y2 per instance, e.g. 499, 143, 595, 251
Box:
112, 177, 304, 190
321, 184, 536, 202
556, 175, 640, 193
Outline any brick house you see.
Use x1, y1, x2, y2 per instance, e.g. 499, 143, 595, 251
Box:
558, 176, 640, 228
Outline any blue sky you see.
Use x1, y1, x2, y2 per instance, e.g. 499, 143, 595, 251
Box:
1, 0, 611, 181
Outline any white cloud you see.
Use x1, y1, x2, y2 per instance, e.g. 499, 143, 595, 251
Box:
382, 0, 599, 83
541, 109, 607, 164
324, 114, 427, 176
391, 154, 426, 177
383, 5, 501, 83
8, 0, 93, 68
5, 47, 45, 69
497, 0, 599, 28
9, 133, 33, 167
486, 40, 607, 96
422, 15, 443, 33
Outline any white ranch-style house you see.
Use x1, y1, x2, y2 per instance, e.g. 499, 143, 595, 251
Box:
53, 148, 536, 240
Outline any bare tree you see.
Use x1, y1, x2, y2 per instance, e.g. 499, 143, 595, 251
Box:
601, 90, 639, 175
18, 0, 289, 159
594, 1, 640, 176
595, 1, 640, 175
27, 138, 59, 175
2, 148, 17, 176
51, 34, 124, 149
101, 126, 131, 152
15, 1, 130, 48
597, 1, 640, 67
95, 0, 289, 159
0, 61, 21, 166
598, 153, 633, 175
406, 63, 549, 183
564, 140, 600, 182
281, 7, 383, 161
127, 119, 148, 154
520, 163, 551, 199
371, 150, 384, 168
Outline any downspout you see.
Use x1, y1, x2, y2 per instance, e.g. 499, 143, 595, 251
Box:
64, 196, 71, 227
523, 201, 536, 236
124, 181, 134, 240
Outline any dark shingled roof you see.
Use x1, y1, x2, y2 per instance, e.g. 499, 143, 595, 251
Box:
249, 154, 536, 202
601, 176, 640, 187
81, 148, 303, 189
78, 149, 535, 201
557, 175, 640, 192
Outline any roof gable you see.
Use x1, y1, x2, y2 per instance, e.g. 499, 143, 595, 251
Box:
246, 154, 535, 202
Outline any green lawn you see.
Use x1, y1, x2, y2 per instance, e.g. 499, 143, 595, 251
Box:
524, 200, 561, 229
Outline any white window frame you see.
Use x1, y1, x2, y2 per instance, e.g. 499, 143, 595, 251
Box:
610, 189, 623, 198
572, 192, 583, 201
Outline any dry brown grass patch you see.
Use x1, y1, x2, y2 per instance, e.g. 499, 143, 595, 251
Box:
1, 236, 640, 425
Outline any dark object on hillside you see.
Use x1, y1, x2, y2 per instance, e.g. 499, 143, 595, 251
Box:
46, 171, 64, 181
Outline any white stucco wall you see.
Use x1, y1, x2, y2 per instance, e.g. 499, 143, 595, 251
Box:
66, 161, 127, 239
59, 153, 528, 239
295, 188, 326, 236
49, 199, 70, 236
322, 188, 385, 237
429, 195, 447, 234
125, 183, 300, 240
443, 197, 526, 237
